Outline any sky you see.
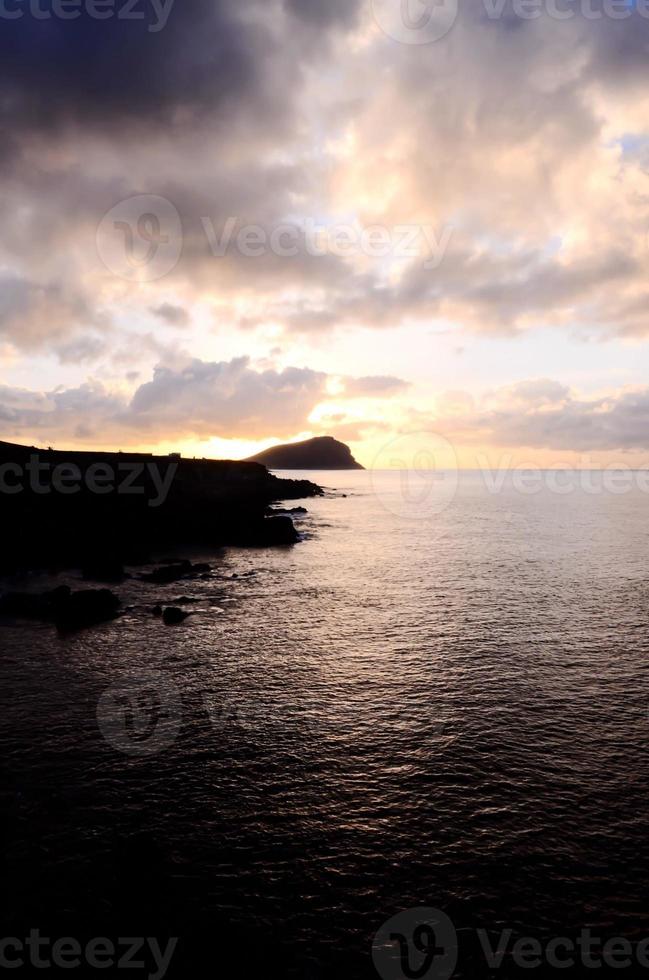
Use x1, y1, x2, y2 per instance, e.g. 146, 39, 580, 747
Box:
3, 0, 649, 468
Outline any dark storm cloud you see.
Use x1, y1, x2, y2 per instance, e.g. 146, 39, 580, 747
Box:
0, 0, 279, 136
0, 0, 368, 146
542, 1, 649, 87
285, 0, 361, 28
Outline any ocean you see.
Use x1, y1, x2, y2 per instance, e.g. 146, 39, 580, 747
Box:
1, 469, 649, 977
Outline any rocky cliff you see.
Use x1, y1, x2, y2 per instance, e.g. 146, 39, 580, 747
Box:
247, 436, 364, 470
0, 440, 323, 572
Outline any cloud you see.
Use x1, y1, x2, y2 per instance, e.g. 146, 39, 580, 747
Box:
285, 0, 361, 28
438, 380, 649, 452
0, 356, 335, 445
0, 1, 367, 357
55, 335, 108, 364
0, 380, 123, 441
3, 0, 649, 455
127, 356, 328, 438
4, 1, 649, 354
312, 419, 390, 443
343, 375, 410, 397
0, 275, 104, 350
150, 303, 191, 327
5, 365, 649, 458
0, 1, 294, 140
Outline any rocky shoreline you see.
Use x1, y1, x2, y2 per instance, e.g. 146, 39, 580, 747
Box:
0, 501, 315, 631
0, 558, 228, 632
0, 440, 323, 575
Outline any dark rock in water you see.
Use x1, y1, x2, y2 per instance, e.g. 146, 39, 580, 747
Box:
54, 589, 121, 632
269, 476, 324, 500
82, 559, 126, 583
258, 516, 300, 545
140, 562, 191, 584
229, 515, 302, 546
152, 605, 163, 617
141, 566, 186, 584
0, 585, 120, 633
191, 563, 211, 575
122, 548, 151, 566
140, 561, 211, 584
162, 606, 190, 625
0, 586, 71, 620
0, 586, 122, 631
171, 596, 199, 605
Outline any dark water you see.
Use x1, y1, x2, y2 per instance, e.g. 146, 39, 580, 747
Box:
2, 471, 649, 977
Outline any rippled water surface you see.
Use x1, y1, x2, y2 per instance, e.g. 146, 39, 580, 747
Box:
2, 471, 649, 976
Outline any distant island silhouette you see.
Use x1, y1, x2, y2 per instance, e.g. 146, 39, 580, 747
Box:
247, 436, 364, 470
